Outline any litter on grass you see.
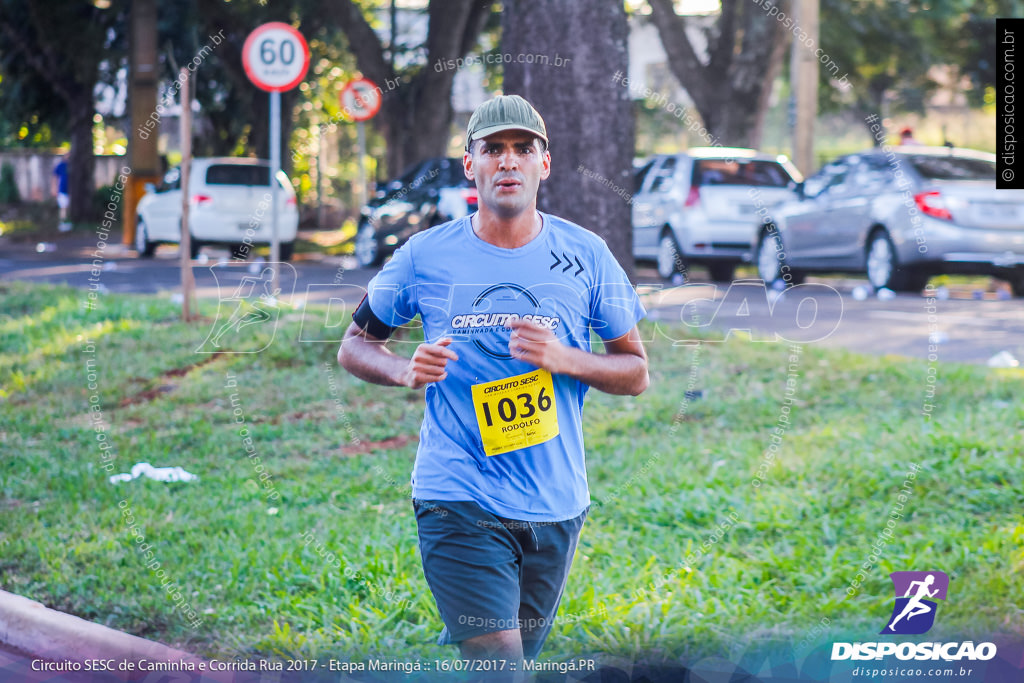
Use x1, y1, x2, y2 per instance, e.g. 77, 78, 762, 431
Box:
109, 462, 198, 484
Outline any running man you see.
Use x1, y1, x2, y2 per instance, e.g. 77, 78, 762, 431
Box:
208, 267, 280, 348
887, 573, 938, 632
338, 95, 648, 667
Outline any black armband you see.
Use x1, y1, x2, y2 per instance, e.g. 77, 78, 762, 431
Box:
352, 295, 398, 340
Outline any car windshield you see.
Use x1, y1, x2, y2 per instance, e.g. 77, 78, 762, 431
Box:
206, 164, 271, 186
908, 155, 995, 181
692, 159, 790, 188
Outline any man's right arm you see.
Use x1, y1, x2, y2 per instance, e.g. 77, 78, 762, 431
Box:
337, 322, 458, 389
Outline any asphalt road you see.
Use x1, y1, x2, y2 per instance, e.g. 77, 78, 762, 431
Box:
1, 233, 1021, 366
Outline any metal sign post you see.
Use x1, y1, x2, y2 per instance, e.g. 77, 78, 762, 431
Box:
242, 22, 310, 294
270, 90, 281, 267
356, 121, 367, 218
340, 78, 382, 217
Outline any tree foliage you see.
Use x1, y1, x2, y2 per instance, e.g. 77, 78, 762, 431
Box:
818, 0, 1021, 123
323, 0, 492, 177
0, 0, 128, 221
646, 0, 792, 148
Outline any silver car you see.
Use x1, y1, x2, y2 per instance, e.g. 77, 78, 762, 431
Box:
756, 147, 1024, 295
632, 148, 802, 281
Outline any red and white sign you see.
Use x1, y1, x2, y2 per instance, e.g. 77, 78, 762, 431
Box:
340, 78, 382, 122
242, 22, 310, 92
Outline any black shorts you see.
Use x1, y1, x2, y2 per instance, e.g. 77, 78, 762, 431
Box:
412, 499, 589, 659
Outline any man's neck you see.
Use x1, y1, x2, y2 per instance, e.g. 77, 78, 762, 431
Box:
472, 205, 542, 249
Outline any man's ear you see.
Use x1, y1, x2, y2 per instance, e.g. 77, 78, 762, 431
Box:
463, 149, 474, 181
539, 149, 551, 180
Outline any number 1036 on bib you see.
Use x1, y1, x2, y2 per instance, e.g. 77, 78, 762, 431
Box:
471, 369, 560, 457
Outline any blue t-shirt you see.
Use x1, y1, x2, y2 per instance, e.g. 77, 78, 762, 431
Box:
53, 160, 69, 195
364, 212, 646, 521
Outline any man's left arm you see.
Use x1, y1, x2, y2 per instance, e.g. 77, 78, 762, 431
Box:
507, 319, 648, 396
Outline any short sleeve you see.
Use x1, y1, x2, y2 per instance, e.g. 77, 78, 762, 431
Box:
365, 241, 420, 327
587, 241, 646, 340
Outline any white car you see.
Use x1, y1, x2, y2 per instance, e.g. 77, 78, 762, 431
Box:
632, 148, 803, 281
135, 157, 299, 260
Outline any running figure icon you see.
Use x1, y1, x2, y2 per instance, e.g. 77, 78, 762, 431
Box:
209, 267, 281, 348
886, 573, 938, 632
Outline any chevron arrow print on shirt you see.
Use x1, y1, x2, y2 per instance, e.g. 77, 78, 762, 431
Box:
549, 250, 585, 277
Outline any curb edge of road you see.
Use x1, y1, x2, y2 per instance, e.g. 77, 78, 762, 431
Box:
0, 588, 202, 669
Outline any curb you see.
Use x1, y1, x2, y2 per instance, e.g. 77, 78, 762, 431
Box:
0, 589, 202, 672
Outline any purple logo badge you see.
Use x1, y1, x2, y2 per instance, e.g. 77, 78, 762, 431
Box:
881, 571, 949, 635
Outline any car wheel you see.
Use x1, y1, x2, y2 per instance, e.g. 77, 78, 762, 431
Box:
656, 232, 685, 280
230, 244, 250, 260
707, 263, 735, 282
135, 218, 155, 258
188, 236, 203, 259
866, 230, 925, 292
355, 223, 381, 267
279, 240, 294, 262
757, 226, 803, 286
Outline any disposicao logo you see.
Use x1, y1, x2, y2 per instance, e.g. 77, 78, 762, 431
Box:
882, 570, 948, 635
831, 570, 997, 662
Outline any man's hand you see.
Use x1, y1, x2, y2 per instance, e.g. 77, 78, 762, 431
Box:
403, 338, 459, 389
508, 319, 648, 396
507, 319, 567, 373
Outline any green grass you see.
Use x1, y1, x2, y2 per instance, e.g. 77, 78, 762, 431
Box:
1, 281, 1021, 667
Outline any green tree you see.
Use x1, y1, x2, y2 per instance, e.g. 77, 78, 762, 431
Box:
0, 0, 128, 222
646, 0, 793, 148
324, 0, 493, 177
818, 0, 1022, 134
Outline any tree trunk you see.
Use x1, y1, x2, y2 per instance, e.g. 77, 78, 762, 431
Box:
379, 72, 456, 177
648, 0, 791, 148
68, 90, 95, 224
502, 0, 635, 279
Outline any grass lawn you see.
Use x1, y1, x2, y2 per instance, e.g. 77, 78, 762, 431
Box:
0, 281, 1021, 670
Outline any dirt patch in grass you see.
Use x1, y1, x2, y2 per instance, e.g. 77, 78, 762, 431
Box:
341, 434, 418, 455
119, 352, 225, 407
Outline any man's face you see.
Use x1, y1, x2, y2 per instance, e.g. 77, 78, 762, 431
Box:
464, 130, 551, 219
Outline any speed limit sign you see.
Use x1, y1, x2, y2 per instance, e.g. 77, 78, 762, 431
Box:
242, 22, 310, 92
340, 78, 382, 122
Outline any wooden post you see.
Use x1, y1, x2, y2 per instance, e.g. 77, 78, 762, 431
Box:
179, 67, 197, 321
790, 0, 819, 176
125, 0, 161, 247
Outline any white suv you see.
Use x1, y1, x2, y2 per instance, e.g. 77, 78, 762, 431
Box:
135, 157, 299, 260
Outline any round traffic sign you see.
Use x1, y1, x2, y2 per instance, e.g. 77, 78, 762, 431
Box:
242, 22, 310, 92
340, 78, 382, 122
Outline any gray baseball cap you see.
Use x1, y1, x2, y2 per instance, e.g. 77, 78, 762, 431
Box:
466, 95, 548, 149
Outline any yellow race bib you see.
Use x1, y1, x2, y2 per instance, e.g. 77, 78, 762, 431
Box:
471, 368, 559, 456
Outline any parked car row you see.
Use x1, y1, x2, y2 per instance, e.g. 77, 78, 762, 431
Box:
630, 145, 1023, 296
135, 148, 1023, 298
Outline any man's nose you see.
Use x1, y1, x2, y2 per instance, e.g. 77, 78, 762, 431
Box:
497, 150, 518, 170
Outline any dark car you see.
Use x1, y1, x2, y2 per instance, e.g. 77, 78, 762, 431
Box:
755, 147, 1024, 295
355, 157, 477, 267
